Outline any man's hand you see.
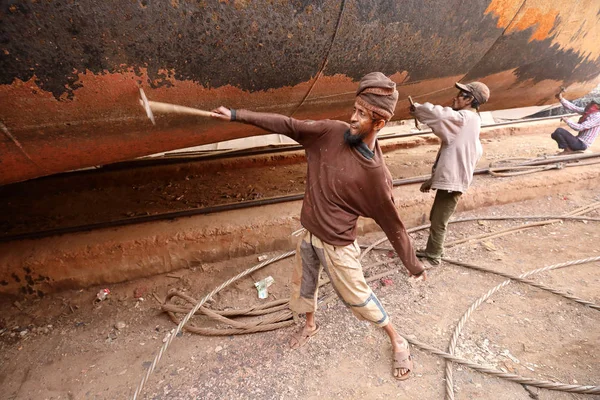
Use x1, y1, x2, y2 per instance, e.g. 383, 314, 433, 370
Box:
211, 106, 233, 121
409, 270, 427, 281
420, 179, 432, 193
555, 90, 564, 100
560, 116, 569, 123
409, 104, 416, 114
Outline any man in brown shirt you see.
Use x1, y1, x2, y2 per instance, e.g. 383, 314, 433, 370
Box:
212, 72, 426, 381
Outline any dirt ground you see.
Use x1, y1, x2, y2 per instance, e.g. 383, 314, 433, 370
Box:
1, 188, 599, 399
1, 123, 600, 399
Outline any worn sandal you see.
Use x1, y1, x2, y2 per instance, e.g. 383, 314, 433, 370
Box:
289, 324, 321, 349
393, 347, 414, 381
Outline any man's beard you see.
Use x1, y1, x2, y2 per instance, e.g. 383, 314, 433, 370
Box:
344, 130, 366, 147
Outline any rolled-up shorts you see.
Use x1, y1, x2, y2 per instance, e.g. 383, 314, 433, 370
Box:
289, 230, 389, 327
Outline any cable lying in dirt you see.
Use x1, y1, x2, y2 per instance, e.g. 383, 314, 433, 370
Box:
437, 256, 600, 399
369, 201, 600, 400
3, 153, 600, 243
131, 250, 295, 400
132, 210, 600, 399
161, 260, 391, 336
488, 155, 600, 177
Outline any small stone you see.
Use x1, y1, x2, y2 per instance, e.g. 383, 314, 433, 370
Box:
20, 330, 28, 337
482, 241, 497, 251
115, 321, 127, 330
215, 346, 223, 353
134, 286, 148, 299
380, 278, 394, 287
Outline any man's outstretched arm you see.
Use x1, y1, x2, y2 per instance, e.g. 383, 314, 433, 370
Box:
411, 102, 466, 143
558, 97, 585, 114
212, 106, 328, 145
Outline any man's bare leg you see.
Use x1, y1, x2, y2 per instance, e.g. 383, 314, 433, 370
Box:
305, 312, 317, 332
289, 311, 319, 349
383, 323, 410, 378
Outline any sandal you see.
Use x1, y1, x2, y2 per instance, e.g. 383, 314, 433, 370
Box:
393, 347, 414, 381
289, 324, 321, 349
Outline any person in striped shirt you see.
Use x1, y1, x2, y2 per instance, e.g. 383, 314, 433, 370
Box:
551, 91, 600, 153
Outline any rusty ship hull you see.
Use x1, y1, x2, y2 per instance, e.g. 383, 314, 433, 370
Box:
1, 0, 600, 185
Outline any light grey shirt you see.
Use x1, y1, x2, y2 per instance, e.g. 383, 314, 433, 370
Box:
414, 102, 483, 193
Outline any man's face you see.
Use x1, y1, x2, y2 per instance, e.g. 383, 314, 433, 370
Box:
452, 90, 473, 110
349, 102, 375, 139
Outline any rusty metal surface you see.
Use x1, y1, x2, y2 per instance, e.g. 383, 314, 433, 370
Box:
1, 0, 599, 185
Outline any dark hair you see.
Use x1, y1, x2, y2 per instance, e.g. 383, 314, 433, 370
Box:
460, 90, 481, 110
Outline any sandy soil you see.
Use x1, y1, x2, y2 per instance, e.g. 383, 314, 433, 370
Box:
1, 189, 599, 399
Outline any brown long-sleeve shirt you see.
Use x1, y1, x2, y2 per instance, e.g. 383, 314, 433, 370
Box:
236, 109, 424, 275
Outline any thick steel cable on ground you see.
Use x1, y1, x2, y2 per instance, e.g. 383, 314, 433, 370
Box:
488, 156, 600, 177
359, 214, 600, 260
134, 214, 600, 399
444, 202, 600, 248
441, 258, 600, 311
160, 260, 391, 336
162, 291, 294, 335
131, 250, 295, 400
446, 256, 600, 399
358, 211, 600, 399
400, 332, 600, 395
442, 256, 600, 399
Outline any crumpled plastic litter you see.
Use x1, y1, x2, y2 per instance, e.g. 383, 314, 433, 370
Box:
254, 276, 275, 299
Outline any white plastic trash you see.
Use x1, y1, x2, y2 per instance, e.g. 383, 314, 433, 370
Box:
254, 276, 275, 299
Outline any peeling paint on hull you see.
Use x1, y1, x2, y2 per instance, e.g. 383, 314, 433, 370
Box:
1, 0, 599, 185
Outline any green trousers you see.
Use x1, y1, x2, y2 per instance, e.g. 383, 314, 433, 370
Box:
424, 190, 462, 263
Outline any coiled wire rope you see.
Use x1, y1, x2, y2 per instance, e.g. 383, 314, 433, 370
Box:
132, 206, 600, 399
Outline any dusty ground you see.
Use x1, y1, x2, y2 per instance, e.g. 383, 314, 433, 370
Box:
1, 189, 599, 399
1, 122, 600, 399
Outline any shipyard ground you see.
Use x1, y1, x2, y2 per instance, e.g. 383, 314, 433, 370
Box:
1, 121, 599, 399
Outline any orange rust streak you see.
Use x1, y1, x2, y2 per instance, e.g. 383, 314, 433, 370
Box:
2, 67, 600, 185
470, 69, 600, 111
486, 0, 600, 57
485, 0, 523, 28
486, 0, 559, 41
0, 69, 313, 131
509, 8, 558, 42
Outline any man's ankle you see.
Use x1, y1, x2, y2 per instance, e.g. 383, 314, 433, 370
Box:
305, 321, 317, 330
